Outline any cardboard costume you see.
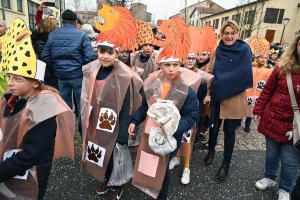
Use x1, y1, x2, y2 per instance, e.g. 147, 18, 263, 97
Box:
246, 36, 272, 117
81, 4, 143, 182
131, 20, 159, 80
0, 18, 75, 200
132, 17, 202, 199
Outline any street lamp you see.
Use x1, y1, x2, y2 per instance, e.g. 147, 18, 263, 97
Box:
280, 17, 290, 44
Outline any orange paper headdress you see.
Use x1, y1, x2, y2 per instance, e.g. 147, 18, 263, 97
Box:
248, 35, 270, 56
95, 3, 136, 52
154, 17, 191, 63
199, 26, 217, 53
188, 26, 202, 56
136, 20, 154, 46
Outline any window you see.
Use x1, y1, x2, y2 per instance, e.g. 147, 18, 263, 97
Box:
205, 21, 211, 26
240, 29, 250, 39
232, 14, 241, 25
3, 0, 11, 9
264, 8, 285, 24
55, 0, 59, 8
212, 19, 219, 29
17, 0, 23, 12
196, 19, 199, 26
243, 10, 255, 24
221, 16, 229, 25
28, 1, 40, 30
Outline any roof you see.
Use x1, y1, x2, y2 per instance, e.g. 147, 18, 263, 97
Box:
180, 0, 226, 12
200, 0, 263, 19
75, 10, 97, 15
189, 6, 226, 18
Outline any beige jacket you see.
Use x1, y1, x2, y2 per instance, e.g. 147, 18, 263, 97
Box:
207, 49, 247, 119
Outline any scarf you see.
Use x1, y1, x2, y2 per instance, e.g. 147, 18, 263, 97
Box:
210, 40, 253, 104
196, 57, 210, 69
252, 61, 268, 68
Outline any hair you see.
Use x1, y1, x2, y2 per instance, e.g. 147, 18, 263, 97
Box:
0, 19, 6, 28
38, 18, 57, 34
25, 77, 60, 94
279, 35, 300, 74
220, 20, 240, 34
62, 20, 76, 25
152, 27, 158, 35
81, 24, 94, 35
97, 45, 117, 54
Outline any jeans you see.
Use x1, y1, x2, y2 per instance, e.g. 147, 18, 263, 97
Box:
208, 119, 240, 164
58, 77, 82, 135
264, 136, 300, 192
44, 77, 59, 90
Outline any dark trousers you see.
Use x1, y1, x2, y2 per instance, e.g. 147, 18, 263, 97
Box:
237, 117, 252, 127
157, 156, 172, 200
105, 142, 127, 190
208, 119, 240, 164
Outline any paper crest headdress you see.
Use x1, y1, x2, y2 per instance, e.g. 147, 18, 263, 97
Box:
247, 35, 270, 57
199, 26, 217, 54
136, 20, 154, 46
154, 17, 191, 63
0, 18, 46, 81
95, 3, 136, 52
188, 26, 202, 56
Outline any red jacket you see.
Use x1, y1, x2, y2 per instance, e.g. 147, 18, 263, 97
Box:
253, 67, 300, 144
36, 8, 43, 25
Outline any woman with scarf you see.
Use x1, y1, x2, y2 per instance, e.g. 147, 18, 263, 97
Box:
204, 20, 253, 181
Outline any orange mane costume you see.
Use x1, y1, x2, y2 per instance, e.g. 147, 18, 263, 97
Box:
95, 4, 136, 52
154, 17, 191, 62
188, 26, 202, 55
199, 26, 217, 53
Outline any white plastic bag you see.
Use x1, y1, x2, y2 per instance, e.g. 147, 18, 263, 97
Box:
107, 143, 133, 186
147, 99, 181, 138
148, 127, 177, 156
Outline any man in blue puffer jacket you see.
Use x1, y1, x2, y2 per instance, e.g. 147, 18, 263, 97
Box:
42, 9, 94, 135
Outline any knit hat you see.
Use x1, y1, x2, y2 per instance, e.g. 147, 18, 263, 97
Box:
0, 18, 46, 81
62, 9, 77, 21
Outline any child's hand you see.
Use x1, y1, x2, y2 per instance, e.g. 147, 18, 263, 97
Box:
253, 115, 261, 122
128, 123, 136, 136
297, 85, 300, 94
203, 96, 211, 104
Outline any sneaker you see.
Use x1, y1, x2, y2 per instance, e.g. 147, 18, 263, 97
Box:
128, 138, 139, 147
244, 125, 250, 132
255, 178, 276, 190
108, 188, 123, 200
181, 168, 190, 184
96, 180, 110, 195
278, 189, 290, 200
169, 157, 180, 170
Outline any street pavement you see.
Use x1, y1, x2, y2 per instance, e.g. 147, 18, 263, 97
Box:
45, 120, 284, 200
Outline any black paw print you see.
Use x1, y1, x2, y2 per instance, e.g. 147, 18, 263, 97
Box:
87, 144, 102, 163
183, 131, 191, 143
256, 80, 266, 91
247, 97, 253, 105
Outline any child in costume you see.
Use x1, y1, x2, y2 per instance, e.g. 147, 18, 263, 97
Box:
245, 36, 272, 132
80, 4, 143, 199
128, 17, 201, 200
0, 18, 75, 200
128, 20, 160, 147
268, 49, 279, 68
168, 26, 214, 185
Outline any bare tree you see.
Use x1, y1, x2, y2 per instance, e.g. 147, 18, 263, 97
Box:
67, 0, 97, 25
234, 0, 269, 39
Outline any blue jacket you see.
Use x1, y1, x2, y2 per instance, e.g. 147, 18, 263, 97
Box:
41, 23, 95, 79
131, 87, 199, 157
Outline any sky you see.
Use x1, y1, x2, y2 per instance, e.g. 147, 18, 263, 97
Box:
138, 0, 237, 23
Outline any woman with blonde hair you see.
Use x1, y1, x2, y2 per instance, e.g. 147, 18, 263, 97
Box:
204, 20, 253, 180
253, 35, 300, 200
31, 18, 58, 89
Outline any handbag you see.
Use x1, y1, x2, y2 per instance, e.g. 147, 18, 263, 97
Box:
286, 72, 300, 153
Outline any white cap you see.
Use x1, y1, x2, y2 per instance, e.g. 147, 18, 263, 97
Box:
188, 53, 197, 56
96, 40, 120, 51
35, 60, 46, 81
159, 56, 180, 63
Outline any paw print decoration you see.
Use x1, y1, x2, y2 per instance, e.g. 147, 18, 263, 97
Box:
256, 80, 266, 91
86, 141, 106, 167
96, 108, 117, 133
247, 96, 253, 106
181, 129, 192, 143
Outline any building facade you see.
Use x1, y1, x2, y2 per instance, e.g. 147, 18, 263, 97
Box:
199, 0, 300, 44
131, 3, 152, 22
0, 0, 64, 30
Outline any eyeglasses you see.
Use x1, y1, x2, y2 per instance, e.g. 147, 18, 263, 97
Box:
187, 57, 196, 61
6, 75, 27, 85
223, 32, 237, 37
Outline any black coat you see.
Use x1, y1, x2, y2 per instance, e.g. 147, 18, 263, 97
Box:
0, 93, 56, 200
291, 176, 300, 200
31, 31, 56, 78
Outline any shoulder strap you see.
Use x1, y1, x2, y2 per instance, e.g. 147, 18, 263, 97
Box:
286, 72, 299, 112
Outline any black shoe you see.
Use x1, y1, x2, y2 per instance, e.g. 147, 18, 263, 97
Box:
216, 163, 230, 181
96, 180, 110, 195
204, 151, 215, 166
108, 188, 123, 200
244, 125, 250, 132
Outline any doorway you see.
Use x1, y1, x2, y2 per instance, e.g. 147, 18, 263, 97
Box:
265, 30, 275, 43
